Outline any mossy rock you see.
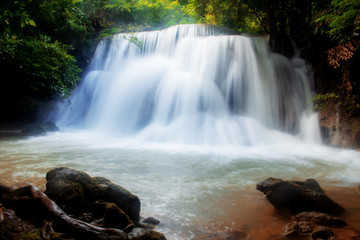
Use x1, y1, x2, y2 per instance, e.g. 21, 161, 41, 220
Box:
45, 167, 141, 222
103, 203, 133, 230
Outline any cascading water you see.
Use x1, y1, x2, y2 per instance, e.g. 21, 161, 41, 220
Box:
2, 24, 360, 240
55, 24, 321, 145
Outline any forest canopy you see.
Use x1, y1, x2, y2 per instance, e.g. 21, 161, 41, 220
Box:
0, 0, 359, 124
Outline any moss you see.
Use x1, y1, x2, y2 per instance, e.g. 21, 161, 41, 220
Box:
103, 203, 133, 230
19, 230, 43, 240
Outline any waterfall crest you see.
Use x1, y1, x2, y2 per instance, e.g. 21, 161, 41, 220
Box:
55, 24, 321, 145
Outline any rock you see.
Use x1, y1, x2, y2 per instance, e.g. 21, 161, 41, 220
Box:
130, 229, 167, 240
293, 212, 347, 227
22, 121, 59, 136
0, 183, 128, 240
281, 221, 314, 238
318, 99, 360, 150
45, 167, 141, 223
279, 211, 354, 240
256, 178, 345, 214
311, 226, 335, 239
142, 217, 160, 226
94, 177, 141, 222
281, 223, 337, 240
103, 203, 134, 231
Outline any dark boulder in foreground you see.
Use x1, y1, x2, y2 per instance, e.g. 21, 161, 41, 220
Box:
256, 178, 345, 214
0, 183, 128, 240
45, 167, 141, 223
0, 168, 167, 240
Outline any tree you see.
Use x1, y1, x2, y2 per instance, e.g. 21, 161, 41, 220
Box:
0, 0, 84, 123
313, 0, 359, 102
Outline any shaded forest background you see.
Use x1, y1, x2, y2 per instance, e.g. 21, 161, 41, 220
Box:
0, 0, 359, 128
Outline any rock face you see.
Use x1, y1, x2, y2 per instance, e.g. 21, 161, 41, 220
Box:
319, 99, 360, 149
22, 121, 59, 136
45, 167, 141, 224
256, 178, 345, 214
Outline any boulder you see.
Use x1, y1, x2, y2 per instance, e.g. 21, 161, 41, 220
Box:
281, 221, 314, 238
311, 226, 336, 240
0, 183, 128, 240
142, 217, 160, 226
45, 167, 141, 223
293, 212, 347, 227
280, 212, 353, 240
103, 203, 134, 232
256, 178, 345, 214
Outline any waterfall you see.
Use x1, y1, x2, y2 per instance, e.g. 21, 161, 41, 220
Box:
55, 24, 321, 145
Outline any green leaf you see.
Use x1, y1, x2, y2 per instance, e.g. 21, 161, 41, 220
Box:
28, 19, 36, 27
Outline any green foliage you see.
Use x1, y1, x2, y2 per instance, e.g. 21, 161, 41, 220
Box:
314, 0, 360, 43
312, 92, 360, 114
186, 0, 314, 36
0, 35, 81, 100
312, 93, 339, 111
186, 0, 265, 33
0, 0, 37, 34
123, 34, 143, 48
103, 0, 197, 30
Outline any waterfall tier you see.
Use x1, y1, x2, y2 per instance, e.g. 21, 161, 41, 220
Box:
55, 24, 321, 145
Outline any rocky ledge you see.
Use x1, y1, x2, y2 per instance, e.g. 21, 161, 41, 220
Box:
0, 167, 166, 240
257, 177, 359, 240
319, 99, 360, 149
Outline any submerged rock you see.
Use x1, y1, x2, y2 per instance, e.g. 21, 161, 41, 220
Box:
311, 226, 336, 240
294, 212, 347, 227
142, 217, 161, 226
256, 178, 345, 214
130, 229, 167, 240
280, 211, 356, 240
45, 167, 141, 223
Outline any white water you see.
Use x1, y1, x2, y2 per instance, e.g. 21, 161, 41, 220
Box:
2, 25, 360, 239
54, 24, 321, 145
1, 132, 360, 239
